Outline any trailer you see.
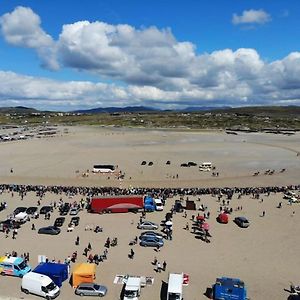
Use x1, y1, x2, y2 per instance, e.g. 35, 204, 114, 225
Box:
213, 277, 247, 300
90, 195, 155, 214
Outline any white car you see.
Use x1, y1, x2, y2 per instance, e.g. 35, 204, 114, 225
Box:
69, 207, 80, 215
154, 198, 164, 211
137, 221, 158, 230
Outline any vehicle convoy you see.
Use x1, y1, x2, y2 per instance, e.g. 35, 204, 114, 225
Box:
89, 195, 155, 214
212, 277, 247, 300
123, 276, 141, 300
21, 271, 60, 299
0, 255, 31, 277
167, 273, 183, 300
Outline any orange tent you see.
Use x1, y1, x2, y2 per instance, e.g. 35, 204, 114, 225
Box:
72, 263, 96, 287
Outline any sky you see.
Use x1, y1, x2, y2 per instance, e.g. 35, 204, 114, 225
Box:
0, 0, 300, 111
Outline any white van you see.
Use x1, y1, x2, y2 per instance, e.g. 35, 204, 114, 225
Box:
124, 276, 141, 300
167, 273, 183, 300
21, 272, 60, 299
199, 162, 212, 171
154, 198, 164, 211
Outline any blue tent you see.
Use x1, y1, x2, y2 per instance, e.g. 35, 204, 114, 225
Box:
33, 262, 68, 287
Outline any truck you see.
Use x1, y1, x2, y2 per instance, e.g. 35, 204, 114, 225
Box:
0, 255, 31, 277
21, 271, 60, 299
123, 276, 141, 300
167, 273, 183, 300
213, 277, 247, 300
89, 195, 155, 214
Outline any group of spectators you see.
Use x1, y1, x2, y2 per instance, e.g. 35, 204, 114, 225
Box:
0, 183, 299, 202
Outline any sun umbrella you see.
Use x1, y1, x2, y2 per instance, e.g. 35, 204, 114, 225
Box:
165, 221, 173, 226
202, 222, 210, 231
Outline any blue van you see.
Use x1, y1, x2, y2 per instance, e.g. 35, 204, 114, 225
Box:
0, 256, 31, 277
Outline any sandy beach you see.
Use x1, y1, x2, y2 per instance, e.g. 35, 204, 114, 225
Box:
0, 126, 299, 300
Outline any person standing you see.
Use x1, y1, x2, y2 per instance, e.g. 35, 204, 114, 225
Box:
157, 261, 161, 273
163, 260, 167, 271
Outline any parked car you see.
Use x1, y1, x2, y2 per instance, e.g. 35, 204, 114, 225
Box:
59, 203, 70, 216
75, 283, 107, 297
140, 236, 164, 247
38, 226, 61, 235
14, 207, 27, 215
137, 221, 158, 230
71, 216, 80, 226
39, 206, 53, 214
234, 217, 250, 228
54, 217, 65, 227
69, 207, 80, 216
139, 231, 164, 240
26, 207, 38, 216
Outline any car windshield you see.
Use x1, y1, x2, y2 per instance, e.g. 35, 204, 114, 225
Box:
94, 284, 100, 290
18, 261, 27, 270
124, 290, 138, 297
46, 282, 56, 291
169, 293, 181, 300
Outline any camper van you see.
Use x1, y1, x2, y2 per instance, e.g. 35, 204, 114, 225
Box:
199, 162, 212, 171
124, 276, 141, 300
0, 256, 31, 277
167, 273, 183, 300
21, 272, 60, 299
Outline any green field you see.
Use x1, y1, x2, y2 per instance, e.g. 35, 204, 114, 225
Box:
0, 106, 299, 130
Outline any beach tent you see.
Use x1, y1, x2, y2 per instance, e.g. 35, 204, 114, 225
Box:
72, 263, 96, 287
33, 262, 68, 287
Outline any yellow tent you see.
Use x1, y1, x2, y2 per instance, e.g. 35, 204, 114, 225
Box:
72, 263, 96, 287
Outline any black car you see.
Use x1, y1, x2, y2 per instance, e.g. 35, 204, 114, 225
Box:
38, 226, 61, 235
54, 217, 65, 227
59, 203, 71, 216
26, 207, 38, 216
234, 217, 250, 228
71, 216, 80, 226
14, 207, 27, 215
188, 161, 197, 167
40, 206, 53, 214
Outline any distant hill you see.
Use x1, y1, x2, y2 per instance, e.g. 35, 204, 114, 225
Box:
0, 106, 38, 114
182, 106, 231, 112
73, 106, 157, 114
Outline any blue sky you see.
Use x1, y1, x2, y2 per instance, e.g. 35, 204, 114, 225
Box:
0, 0, 300, 110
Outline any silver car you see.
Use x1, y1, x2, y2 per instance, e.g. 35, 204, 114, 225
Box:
137, 221, 158, 230
140, 236, 164, 247
75, 283, 107, 297
139, 231, 163, 240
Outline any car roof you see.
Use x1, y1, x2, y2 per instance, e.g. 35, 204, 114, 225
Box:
78, 283, 96, 287
236, 217, 249, 221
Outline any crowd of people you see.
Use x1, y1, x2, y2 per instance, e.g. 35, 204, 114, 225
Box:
0, 183, 299, 202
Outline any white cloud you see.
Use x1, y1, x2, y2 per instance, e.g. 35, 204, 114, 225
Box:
232, 9, 271, 25
0, 6, 58, 70
0, 6, 300, 110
